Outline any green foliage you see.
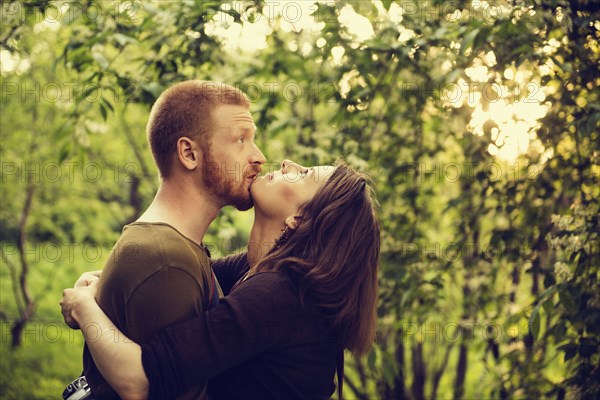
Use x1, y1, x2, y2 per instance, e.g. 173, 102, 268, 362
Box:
1, 0, 598, 399
0, 323, 85, 400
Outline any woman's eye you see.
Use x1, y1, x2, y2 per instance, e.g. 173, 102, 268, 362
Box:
237, 137, 245, 144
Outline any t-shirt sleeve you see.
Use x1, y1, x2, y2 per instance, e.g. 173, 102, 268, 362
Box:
141, 272, 298, 400
125, 267, 207, 344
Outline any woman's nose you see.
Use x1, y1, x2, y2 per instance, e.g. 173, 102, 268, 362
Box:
281, 159, 298, 173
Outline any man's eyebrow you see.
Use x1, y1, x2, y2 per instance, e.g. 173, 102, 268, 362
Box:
239, 125, 256, 135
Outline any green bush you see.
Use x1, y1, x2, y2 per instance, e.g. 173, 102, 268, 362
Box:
0, 322, 85, 400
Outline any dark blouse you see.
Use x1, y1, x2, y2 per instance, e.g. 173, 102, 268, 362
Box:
211, 253, 251, 296
141, 253, 340, 400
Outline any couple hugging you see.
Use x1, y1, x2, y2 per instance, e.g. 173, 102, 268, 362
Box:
60, 80, 380, 400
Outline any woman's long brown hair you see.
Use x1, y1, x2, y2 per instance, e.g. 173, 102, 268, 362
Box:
255, 160, 380, 356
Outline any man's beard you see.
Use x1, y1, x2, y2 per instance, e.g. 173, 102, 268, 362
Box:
202, 153, 260, 211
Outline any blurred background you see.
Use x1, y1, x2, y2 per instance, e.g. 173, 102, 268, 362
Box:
0, 1, 598, 399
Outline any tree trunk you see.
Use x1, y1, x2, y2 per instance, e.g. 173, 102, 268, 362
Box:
431, 345, 453, 399
11, 320, 26, 348
11, 172, 36, 348
393, 336, 408, 399
345, 373, 370, 400
411, 342, 426, 400
453, 343, 468, 400
10, 302, 35, 348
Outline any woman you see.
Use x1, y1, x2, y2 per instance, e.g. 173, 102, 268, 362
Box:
61, 159, 380, 400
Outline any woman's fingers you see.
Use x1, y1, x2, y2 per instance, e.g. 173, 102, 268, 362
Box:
60, 283, 98, 329
75, 270, 102, 288
60, 288, 80, 329
87, 278, 99, 293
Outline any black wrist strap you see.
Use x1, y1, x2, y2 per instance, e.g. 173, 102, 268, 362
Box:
336, 350, 344, 400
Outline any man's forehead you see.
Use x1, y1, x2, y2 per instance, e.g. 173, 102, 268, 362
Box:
231, 112, 255, 124
214, 105, 255, 126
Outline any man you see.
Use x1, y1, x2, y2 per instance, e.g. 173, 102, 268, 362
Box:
73, 80, 265, 399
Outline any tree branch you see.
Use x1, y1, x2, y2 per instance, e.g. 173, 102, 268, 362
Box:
17, 177, 36, 320
0, 247, 25, 316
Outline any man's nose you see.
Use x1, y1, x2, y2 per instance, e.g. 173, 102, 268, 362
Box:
250, 143, 266, 165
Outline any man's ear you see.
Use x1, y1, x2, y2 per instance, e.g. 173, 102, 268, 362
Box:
176, 137, 200, 171
285, 215, 301, 230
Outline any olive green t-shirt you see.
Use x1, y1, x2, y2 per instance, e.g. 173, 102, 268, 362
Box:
82, 222, 222, 400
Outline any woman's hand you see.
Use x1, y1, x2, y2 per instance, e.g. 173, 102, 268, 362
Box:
60, 279, 99, 329
60, 274, 149, 399
61, 269, 102, 329
75, 269, 102, 288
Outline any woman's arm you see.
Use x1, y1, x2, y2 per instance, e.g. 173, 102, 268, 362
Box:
141, 272, 299, 399
60, 283, 149, 400
211, 252, 249, 295
62, 272, 299, 400
63, 270, 103, 329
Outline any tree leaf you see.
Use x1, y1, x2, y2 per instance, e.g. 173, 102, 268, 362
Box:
543, 299, 554, 316
112, 33, 137, 46
588, 111, 600, 133
460, 28, 480, 56
381, 0, 394, 11
578, 338, 597, 358
99, 103, 107, 121
58, 141, 72, 164
367, 346, 377, 370
559, 288, 577, 313
92, 52, 109, 69
381, 352, 398, 387
557, 343, 578, 362
528, 306, 541, 339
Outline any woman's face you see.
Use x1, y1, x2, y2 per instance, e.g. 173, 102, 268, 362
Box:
251, 160, 335, 220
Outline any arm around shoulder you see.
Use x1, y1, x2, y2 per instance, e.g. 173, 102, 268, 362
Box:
141, 272, 299, 398
62, 283, 150, 400
75, 267, 208, 399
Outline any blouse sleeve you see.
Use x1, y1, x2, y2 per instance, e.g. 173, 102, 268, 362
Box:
141, 272, 298, 400
211, 253, 249, 295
